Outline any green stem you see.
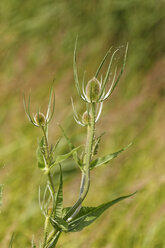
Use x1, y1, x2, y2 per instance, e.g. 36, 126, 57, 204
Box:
64, 103, 95, 221
85, 103, 96, 170
42, 126, 55, 194
46, 230, 61, 248
52, 231, 62, 248
47, 230, 57, 243
42, 126, 49, 165
41, 126, 57, 247
42, 216, 49, 248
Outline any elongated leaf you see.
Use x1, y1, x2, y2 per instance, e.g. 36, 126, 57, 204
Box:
68, 192, 136, 232
50, 187, 69, 231
59, 125, 82, 167
50, 146, 81, 170
59, 125, 74, 150
90, 143, 132, 170
53, 138, 62, 154
50, 165, 68, 232
36, 137, 45, 169
46, 231, 61, 248
55, 164, 63, 218
62, 207, 71, 218
9, 233, 15, 248
50, 217, 68, 232
92, 132, 105, 156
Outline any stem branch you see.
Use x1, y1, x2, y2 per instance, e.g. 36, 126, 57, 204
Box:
64, 103, 95, 221
42, 126, 55, 194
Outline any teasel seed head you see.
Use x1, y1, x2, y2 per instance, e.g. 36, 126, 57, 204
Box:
86, 77, 101, 102
34, 112, 46, 126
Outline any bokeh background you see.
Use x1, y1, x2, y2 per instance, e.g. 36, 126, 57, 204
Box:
0, 0, 165, 247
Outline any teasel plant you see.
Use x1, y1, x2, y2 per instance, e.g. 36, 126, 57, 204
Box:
19, 39, 135, 248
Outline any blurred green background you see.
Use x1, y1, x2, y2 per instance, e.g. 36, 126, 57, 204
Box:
0, 0, 165, 247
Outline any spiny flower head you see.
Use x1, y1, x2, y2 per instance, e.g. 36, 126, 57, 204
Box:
34, 112, 46, 126
86, 77, 101, 102
73, 38, 128, 103
24, 88, 55, 128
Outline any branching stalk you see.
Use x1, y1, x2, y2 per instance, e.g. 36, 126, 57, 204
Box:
42, 126, 55, 194
64, 103, 96, 221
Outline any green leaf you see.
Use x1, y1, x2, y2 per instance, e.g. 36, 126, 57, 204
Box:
53, 138, 62, 154
59, 125, 74, 150
68, 192, 136, 232
54, 164, 63, 218
46, 231, 61, 248
50, 146, 81, 170
36, 137, 45, 169
9, 233, 15, 248
50, 216, 68, 232
92, 132, 105, 156
50, 165, 69, 232
62, 207, 70, 218
59, 125, 82, 168
90, 143, 132, 170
